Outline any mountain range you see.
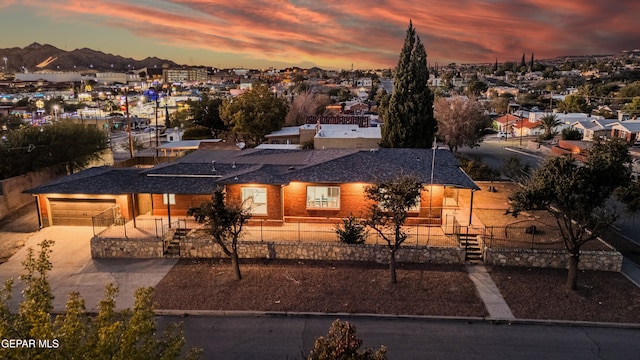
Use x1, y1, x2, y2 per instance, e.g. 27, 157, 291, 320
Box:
0, 43, 180, 73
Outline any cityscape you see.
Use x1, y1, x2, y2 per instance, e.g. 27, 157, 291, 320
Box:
1, 6, 640, 359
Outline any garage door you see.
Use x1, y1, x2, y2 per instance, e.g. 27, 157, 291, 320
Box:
50, 198, 117, 226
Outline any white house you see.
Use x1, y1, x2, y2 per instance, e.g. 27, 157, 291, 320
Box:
570, 119, 618, 141
609, 120, 640, 144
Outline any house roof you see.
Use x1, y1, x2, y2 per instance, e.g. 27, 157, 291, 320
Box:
26, 148, 479, 195
609, 120, 640, 133
316, 124, 381, 139
494, 114, 526, 125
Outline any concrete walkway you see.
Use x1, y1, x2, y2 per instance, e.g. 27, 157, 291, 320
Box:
0, 226, 176, 312
466, 264, 515, 320
622, 258, 640, 288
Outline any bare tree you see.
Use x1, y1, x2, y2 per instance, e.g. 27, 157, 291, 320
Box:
364, 175, 421, 283
434, 96, 490, 152
188, 189, 251, 280
509, 139, 638, 292
284, 90, 331, 126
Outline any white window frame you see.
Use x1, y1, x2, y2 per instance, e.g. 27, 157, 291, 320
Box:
306, 186, 340, 209
162, 193, 176, 205
241, 187, 268, 215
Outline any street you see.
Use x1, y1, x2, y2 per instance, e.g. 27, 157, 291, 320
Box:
457, 135, 543, 171
156, 315, 640, 360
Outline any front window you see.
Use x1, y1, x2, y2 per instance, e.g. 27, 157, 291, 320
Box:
307, 186, 340, 209
163, 193, 176, 205
241, 187, 267, 215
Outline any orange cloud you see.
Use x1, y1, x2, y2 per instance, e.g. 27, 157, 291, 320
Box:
5, 0, 640, 69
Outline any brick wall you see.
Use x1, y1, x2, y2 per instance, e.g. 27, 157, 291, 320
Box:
151, 194, 211, 217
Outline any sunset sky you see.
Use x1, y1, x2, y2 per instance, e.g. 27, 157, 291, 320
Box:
1, 0, 638, 70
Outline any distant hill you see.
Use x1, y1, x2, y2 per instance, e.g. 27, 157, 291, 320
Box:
0, 43, 180, 73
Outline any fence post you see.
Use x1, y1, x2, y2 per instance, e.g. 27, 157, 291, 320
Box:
298, 221, 301, 242
531, 228, 535, 249
260, 220, 263, 242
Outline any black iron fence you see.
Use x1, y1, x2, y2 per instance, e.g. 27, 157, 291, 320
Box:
482, 225, 611, 251
91, 205, 121, 236
238, 220, 458, 247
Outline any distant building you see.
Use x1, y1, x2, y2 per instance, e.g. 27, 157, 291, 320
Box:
163, 68, 208, 83
265, 115, 380, 149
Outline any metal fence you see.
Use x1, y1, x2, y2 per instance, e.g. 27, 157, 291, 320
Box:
237, 220, 459, 247
92, 213, 622, 254
93, 216, 459, 247
95, 217, 165, 239
482, 225, 611, 251
92, 205, 121, 236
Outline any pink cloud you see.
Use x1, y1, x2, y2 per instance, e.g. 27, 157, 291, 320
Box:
6, 0, 640, 68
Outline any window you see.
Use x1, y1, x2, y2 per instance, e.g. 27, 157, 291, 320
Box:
162, 193, 175, 205
307, 186, 340, 209
378, 190, 420, 212
242, 187, 267, 215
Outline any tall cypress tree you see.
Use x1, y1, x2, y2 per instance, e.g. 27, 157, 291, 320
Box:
530, 52, 534, 71
381, 21, 436, 148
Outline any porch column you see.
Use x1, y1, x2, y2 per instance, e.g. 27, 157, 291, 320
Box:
468, 189, 475, 226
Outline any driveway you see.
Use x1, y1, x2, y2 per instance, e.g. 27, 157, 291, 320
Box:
0, 223, 177, 312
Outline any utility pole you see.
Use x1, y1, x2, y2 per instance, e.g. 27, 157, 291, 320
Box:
155, 96, 159, 158
125, 89, 134, 158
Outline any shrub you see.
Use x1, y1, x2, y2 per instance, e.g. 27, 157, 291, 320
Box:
182, 125, 213, 140
308, 319, 387, 360
561, 128, 583, 140
335, 214, 367, 244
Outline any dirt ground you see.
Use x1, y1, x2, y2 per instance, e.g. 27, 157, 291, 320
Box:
153, 258, 640, 323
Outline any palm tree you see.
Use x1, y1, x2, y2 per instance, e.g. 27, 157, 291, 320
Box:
537, 114, 561, 140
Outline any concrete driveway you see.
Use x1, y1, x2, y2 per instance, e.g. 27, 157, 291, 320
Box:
0, 225, 177, 312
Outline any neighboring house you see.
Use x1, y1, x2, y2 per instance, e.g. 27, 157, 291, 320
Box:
265, 116, 378, 149
26, 148, 479, 227
162, 128, 185, 142
528, 112, 602, 134
512, 118, 543, 137
609, 120, 640, 144
264, 126, 301, 145
313, 124, 381, 149
570, 119, 617, 141
493, 114, 525, 134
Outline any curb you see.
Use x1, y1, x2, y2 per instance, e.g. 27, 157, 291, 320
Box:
503, 146, 544, 159
153, 309, 640, 329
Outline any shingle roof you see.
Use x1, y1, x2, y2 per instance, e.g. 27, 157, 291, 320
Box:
26, 148, 479, 195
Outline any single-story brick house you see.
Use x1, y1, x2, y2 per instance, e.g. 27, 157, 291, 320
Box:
26, 147, 479, 227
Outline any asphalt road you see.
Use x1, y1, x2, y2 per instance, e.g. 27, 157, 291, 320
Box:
156, 315, 640, 360
457, 136, 543, 172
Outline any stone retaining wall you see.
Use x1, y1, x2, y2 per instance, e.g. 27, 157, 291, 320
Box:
90, 237, 164, 258
180, 237, 465, 264
90, 234, 623, 272
90, 235, 465, 265
484, 247, 623, 272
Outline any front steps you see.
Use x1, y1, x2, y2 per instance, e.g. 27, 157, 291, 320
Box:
164, 228, 188, 257
459, 234, 483, 263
